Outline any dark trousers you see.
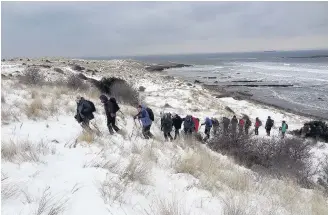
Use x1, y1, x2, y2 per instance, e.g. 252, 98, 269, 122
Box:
142, 125, 153, 139
245, 126, 250, 135
281, 132, 286, 139
238, 126, 243, 135
164, 132, 173, 141
204, 127, 211, 139
107, 116, 119, 134
255, 127, 259, 135
266, 127, 272, 136
184, 128, 192, 136
174, 129, 180, 140
223, 126, 229, 135
81, 118, 91, 131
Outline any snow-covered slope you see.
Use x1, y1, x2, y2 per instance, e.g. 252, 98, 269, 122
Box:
1, 59, 328, 215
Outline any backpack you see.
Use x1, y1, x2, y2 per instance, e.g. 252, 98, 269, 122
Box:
239, 119, 245, 126
87, 100, 96, 112
109, 98, 120, 113
146, 107, 154, 121
184, 115, 194, 129
267, 119, 274, 127
206, 118, 213, 127
162, 113, 173, 128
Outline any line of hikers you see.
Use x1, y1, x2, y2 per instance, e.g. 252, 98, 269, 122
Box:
74, 96, 289, 141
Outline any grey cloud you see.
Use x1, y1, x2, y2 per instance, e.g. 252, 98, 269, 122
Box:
2, 1, 328, 58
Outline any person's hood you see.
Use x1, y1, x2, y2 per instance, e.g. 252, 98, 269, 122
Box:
100, 94, 108, 102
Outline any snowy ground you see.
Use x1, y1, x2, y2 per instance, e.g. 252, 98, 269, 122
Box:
1, 59, 328, 215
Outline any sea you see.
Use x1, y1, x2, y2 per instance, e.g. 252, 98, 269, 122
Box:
89, 50, 328, 120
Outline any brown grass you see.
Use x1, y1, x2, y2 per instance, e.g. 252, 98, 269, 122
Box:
26, 97, 44, 118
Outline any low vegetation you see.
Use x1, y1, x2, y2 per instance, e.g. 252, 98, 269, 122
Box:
1, 140, 56, 163
208, 135, 315, 188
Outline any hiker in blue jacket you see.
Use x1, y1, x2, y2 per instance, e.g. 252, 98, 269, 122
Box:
201, 117, 213, 140
134, 105, 153, 139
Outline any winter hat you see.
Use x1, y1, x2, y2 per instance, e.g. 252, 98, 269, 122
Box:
99, 94, 108, 102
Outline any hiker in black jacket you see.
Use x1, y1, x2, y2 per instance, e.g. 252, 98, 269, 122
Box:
161, 112, 174, 141
75, 96, 95, 131
100, 95, 120, 134
265, 116, 274, 136
172, 113, 183, 140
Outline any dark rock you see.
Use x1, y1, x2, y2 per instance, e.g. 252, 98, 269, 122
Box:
225, 84, 293, 88
71, 64, 85, 71
187, 83, 193, 86
54, 68, 64, 74
1, 74, 6, 78
45, 60, 51, 63
40, 64, 51, 68
225, 106, 235, 114
208, 77, 217, 79
9, 74, 13, 77
215, 94, 231, 98
2, 59, 5, 62
92, 71, 96, 76
78, 73, 88, 80
139, 86, 146, 92
164, 75, 175, 80
232, 80, 262, 83
237, 91, 253, 97
318, 97, 324, 101
145, 63, 191, 72
22, 63, 26, 65
27, 59, 30, 61
164, 103, 172, 108
194, 80, 202, 84
214, 81, 218, 83
86, 69, 93, 73
19, 59, 23, 61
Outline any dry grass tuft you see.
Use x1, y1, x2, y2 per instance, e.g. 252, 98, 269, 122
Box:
77, 131, 95, 143
34, 187, 68, 215
1, 175, 19, 201
144, 196, 190, 215
120, 156, 151, 185
98, 175, 127, 205
1, 140, 55, 163
26, 97, 44, 118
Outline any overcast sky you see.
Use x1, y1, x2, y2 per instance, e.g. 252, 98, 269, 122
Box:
2, 1, 328, 58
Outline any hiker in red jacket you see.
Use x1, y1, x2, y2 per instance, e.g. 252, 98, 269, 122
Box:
192, 117, 200, 132
254, 117, 262, 135
238, 118, 245, 135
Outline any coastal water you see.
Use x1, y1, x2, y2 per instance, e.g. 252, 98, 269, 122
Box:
131, 50, 328, 120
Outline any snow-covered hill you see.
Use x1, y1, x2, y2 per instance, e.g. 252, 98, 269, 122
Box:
1, 58, 328, 215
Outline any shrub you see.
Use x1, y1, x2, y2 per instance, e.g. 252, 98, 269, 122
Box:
139, 86, 146, 92
91, 77, 139, 106
70, 64, 85, 71
66, 74, 89, 90
20, 67, 45, 85
53, 68, 64, 74
208, 135, 314, 188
